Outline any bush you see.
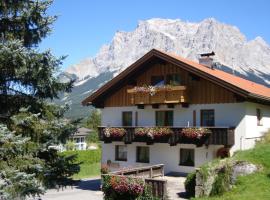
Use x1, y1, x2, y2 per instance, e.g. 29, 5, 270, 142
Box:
60, 149, 101, 165
184, 171, 196, 197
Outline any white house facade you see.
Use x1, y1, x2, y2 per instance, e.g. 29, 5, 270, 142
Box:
82, 49, 270, 174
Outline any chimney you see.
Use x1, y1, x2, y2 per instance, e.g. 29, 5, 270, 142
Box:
198, 51, 215, 69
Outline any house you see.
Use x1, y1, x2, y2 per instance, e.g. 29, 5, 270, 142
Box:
69, 127, 91, 150
59, 127, 92, 151
82, 49, 270, 174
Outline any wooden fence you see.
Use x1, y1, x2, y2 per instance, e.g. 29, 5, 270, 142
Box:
110, 164, 164, 178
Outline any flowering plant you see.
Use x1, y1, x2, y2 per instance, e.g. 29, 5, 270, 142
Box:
104, 127, 126, 138
101, 164, 109, 174
132, 85, 174, 96
102, 175, 144, 198
135, 127, 173, 139
180, 127, 211, 139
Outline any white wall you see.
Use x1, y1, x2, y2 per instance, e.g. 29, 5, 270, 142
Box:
100, 102, 270, 172
242, 102, 270, 149
101, 103, 246, 128
102, 142, 222, 174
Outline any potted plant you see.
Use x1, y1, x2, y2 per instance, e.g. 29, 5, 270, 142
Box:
180, 127, 211, 147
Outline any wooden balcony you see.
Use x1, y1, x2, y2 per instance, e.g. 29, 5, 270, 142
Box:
98, 126, 235, 147
127, 85, 188, 105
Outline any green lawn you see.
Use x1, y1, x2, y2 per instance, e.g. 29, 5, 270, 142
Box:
61, 149, 101, 180
194, 143, 270, 200
73, 162, 101, 180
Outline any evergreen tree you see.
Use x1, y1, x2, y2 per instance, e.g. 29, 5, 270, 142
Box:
0, 1, 79, 199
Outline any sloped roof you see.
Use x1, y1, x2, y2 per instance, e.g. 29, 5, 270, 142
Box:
82, 49, 270, 106
72, 127, 93, 137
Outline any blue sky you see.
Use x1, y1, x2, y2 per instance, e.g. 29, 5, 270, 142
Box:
40, 0, 270, 69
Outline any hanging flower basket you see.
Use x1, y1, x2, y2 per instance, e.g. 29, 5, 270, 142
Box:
180, 128, 211, 147
134, 127, 173, 142
103, 127, 126, 141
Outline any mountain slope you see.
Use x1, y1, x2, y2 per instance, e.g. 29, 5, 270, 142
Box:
60, 18, 270, 119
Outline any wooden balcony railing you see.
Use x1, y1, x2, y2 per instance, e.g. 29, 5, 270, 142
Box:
127, 85, 188, 105
98, 126, 235, 147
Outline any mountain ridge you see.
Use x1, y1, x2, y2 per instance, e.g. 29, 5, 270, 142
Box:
59, 18, 270, 119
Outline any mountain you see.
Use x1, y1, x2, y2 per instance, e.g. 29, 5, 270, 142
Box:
59, 18, 270, 119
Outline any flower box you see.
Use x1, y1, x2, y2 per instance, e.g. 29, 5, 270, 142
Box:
134, 127, 172, 142
103, 128, 126, 142
180, 128, 211, 147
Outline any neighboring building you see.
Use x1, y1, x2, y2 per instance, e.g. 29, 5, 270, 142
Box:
82, 49, 270, 174
69, 127, 92, 150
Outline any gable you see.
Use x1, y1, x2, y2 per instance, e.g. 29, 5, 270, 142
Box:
82, 49, 270, 107
103, 61, 237, 107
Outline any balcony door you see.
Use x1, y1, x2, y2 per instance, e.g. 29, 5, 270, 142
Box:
200, 109, 215, 126
156, 111, 173, 126
122, 111, 132, 126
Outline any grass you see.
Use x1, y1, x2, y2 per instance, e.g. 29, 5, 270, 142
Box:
60, 149, 101, 180
73, 162, 101, 180
194, 142, 270, 200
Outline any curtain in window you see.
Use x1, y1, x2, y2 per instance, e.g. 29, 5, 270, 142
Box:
137, 147, 149, 163
156, 111, 173, 126
180, 149, 194, 166
122, 112, 132, 126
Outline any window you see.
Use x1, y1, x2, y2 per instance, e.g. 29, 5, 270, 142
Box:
166, 74, 181, 86
115, 145, 127, 161
136, 146, 149, 163
151, 75, 165, 86
180, 148, 194, 166
81, 137, 85, 143
257, 108, 263, 126
122, 111, 132, 126
200, 110, 215, 126
156, 111, 173, 126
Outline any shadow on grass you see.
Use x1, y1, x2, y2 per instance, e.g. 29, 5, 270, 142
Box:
74, 178, 101, 191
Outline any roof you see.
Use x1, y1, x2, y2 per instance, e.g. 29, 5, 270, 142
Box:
71, 127, 93, 137
82, 49, 270, 106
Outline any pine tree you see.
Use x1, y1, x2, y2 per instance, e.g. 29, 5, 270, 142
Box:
0, 1, 80, 199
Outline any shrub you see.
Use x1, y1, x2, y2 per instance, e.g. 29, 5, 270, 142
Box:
184, 172, 196, 197
60, 149, 101, 165
262, 129, 270, 144
101, 164, 109, 174
210, 164, 232, 196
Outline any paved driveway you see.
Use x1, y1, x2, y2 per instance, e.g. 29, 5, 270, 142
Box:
34, 175, 187, 200
40, 177, 103, 200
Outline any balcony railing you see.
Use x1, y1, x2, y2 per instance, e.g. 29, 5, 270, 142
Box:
127, 85, 188, 105
98, 126, 235, 147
